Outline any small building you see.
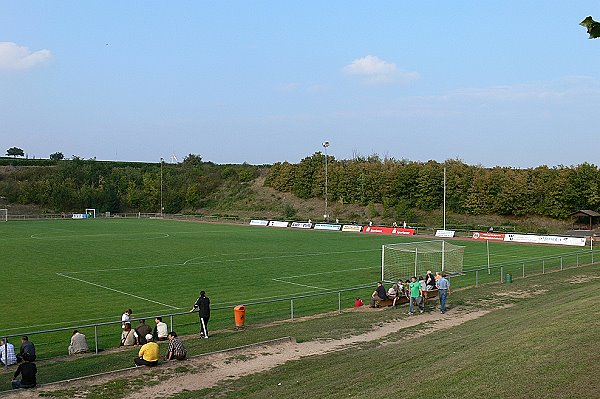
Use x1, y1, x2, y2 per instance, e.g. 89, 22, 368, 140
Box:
570, 210, 600, 230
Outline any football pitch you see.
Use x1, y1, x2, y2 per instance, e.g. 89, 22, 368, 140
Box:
0, 218, 592, 343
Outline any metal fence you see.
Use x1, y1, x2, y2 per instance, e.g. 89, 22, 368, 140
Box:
450, 249, 597, 288
2, 248, 598, 366
1, 283, 374, 365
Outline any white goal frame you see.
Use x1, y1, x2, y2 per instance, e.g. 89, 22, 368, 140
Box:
0, 209, 6, 222
85, 208, 96, 218
381, 240, 464, 282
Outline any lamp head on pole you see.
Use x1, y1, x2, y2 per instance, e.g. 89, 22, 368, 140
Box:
322, 141, 330, 149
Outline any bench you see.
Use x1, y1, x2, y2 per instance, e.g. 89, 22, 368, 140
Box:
423, 289, 438, 303
373, 289, 438, 308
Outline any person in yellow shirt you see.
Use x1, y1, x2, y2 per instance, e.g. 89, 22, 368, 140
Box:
134, 334, 159, 367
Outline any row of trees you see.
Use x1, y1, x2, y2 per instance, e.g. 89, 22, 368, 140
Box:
265, 153, 600, 219
0, 155, 261, 213
5, 147, 65, 160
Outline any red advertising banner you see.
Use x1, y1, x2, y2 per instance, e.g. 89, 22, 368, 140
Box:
472, 232, 506, 241
392, 228, 416, 236
363, 226, 415, 236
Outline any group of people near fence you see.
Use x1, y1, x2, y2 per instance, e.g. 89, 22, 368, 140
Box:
3, 290, 211, 390
370, 271, 451, 314
0, 336, 38, 389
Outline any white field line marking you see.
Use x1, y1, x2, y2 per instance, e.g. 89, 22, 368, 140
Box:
0, 309, 176, 334
271, 278, 327, 290
56, 273, 180, 309
31, 232, 170, 240
59, 248, 379, 275
275, 265, 379, 280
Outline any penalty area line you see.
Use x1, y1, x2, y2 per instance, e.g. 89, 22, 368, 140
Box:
272, 278, 326, 290
56, 273, 180, 310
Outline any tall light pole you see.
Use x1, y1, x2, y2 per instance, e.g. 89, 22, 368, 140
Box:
160, 157, 164, 216
322, 141, 330, 222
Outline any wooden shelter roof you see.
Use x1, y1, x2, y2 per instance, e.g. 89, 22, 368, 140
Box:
570, 209, 600, 217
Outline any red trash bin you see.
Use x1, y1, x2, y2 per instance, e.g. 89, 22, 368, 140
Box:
234, 305, 245, 328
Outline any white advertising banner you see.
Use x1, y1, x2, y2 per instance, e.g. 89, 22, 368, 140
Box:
72, 213, 88, 219
314, 223, 342, 231
435, 230, 456, 238
504, 233, 586, 247
268, 221, 289, 228
342, 225, 362, 232
291, 222, 313, 229
249, 219, 269, 226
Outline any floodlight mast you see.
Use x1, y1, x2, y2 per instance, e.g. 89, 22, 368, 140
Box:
322, 141, 330, 222
160, 157, 164, 216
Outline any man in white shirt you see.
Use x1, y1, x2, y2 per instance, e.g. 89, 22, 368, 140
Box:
0, 338, 17, 366
154, 317, 168, 341
121, 309, 132, 328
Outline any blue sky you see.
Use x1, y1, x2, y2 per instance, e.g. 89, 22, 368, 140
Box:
1, 1, 599, 167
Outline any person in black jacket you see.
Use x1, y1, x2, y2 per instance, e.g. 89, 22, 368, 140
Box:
12, 353, 36, 389
425, 271, 436, 291
17, 336, 36, 363
370, 282, 387, 308
191, 291, 211, 338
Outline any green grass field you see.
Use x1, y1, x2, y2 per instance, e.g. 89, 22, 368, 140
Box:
0, 218, 593, 358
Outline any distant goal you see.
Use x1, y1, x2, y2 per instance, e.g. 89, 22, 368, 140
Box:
0, 209, 6, 222
381, 240, 464, 282
85, 208, 96, 218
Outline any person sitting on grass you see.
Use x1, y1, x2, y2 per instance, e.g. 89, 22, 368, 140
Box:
153, 317, 169, 341
165, 332, 187, 361
17, 336, 36, 363
0, 338, 17, 366
120, 322, 138, 346
134, 334, 159, 367
370, 281, 387, 308
68, 330, 89, 355
135, 319, 152, 345
11, 353, 36, 389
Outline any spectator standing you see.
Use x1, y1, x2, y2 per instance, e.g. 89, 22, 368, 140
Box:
191, 291, 211, 338
68, 330, 89, 355
165, 332, 187, 361
121, 309, 132, 328
134, 334, 159, 367
436, 274, 451, 314
408, 277, 424, 315
0, 338, 17, 366
154, 317, 168, 341
11, 353, 36, 389
370, 282, 387, 308
135, 319, 152, 345
17, 336, 36, 363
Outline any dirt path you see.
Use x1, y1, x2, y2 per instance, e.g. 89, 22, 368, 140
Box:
4, 307, 497, 399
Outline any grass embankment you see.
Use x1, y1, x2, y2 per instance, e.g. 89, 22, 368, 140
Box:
3, 262, 599, 398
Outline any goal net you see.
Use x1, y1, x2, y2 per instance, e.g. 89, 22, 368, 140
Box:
85, 208, 96, 218
0, 209, 6, 222
381, 240, 464, 282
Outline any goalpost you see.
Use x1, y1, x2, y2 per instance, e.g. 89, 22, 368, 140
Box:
381, 240, 465, 282
85, 208, 96, 218
0, 209, 7, 222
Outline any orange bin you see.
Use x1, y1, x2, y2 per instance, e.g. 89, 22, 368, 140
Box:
234, 305, 246, 327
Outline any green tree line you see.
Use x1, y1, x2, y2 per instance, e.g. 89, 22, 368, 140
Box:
0, 156, 262, 213
265, 153, 600, 219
